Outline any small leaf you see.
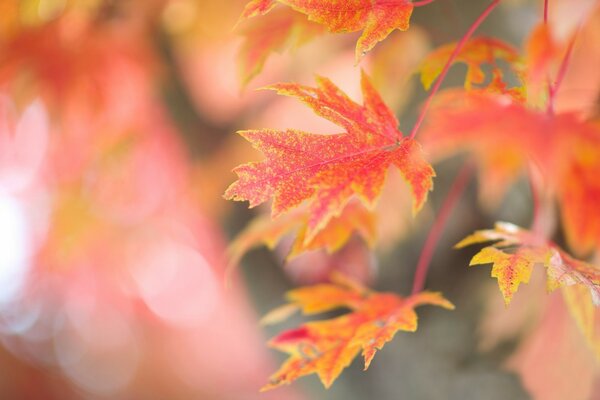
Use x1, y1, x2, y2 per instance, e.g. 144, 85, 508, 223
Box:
469, 246, 542, 305
457, 222, 600, 306
261, 274, 453, 390
418, 37, 525, 100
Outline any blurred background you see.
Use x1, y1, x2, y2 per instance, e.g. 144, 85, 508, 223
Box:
0, 0, 599, 399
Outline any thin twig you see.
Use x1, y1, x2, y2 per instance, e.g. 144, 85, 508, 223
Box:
547, 29, 579, 114
413, 0, 437, 6
411, 162, 474, 294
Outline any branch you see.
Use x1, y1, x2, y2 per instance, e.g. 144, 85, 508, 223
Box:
412, 0, 437, 6
411, 162, 474, 294
547, 29, 579, 114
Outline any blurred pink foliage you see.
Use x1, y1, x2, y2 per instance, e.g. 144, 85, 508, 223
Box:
0, 1, 303, 398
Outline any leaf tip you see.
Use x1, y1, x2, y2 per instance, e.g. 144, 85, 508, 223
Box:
321, 377, 335, 390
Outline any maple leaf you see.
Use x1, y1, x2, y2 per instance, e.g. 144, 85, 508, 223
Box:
235, 0, 418, 83
456, 222, 600, 306
422, 90, 600, 254
237, 7, 323, 86
224, 72, 434, 242
279, 0, 414, 62
238, 0, 415, 64
562, 284, 600, 361
418, 37, 526, 100
421, 90, 539, 207
228, 201, 376, 264
261, 273, 454, 390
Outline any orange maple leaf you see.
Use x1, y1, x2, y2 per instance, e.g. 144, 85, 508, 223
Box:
418, 37, 525, 100
261, 273, 454, 390
228, 201, 376, 264
279, 0, 414, 62
456, 222, 600, 306
224, 72, 434, 242
238, 0, 415, 64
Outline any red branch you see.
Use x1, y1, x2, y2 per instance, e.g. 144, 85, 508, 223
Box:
411, 162, 474, 295
547, 30, 579, 114
544, 0, 549, 23
412, 0, 437, 6
408, 0, 501, 140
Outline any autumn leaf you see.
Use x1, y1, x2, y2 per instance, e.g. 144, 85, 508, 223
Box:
418, 37, 525, 100
509, 292, 599, 400
279, 0, 414, 62
563, 284, 600, 360
237, 7, 323, 86
235, 0, 418, 84
554, 123, 600, 256
238, 0, 415, 64
261, 273, 454, 390
421, 90, 538, 207
224, 71, 434, 242
456, 222, 551, 304
422, 90, 600, 254
456, 222, 600, 306
228, 201, 376, 265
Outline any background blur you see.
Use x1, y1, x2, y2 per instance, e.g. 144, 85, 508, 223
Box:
0, 0, 599, 399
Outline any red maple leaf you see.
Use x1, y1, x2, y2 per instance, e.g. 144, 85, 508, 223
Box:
237, 0, 416, 67
225, 72, 434, 242
422, 90, 600, 254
